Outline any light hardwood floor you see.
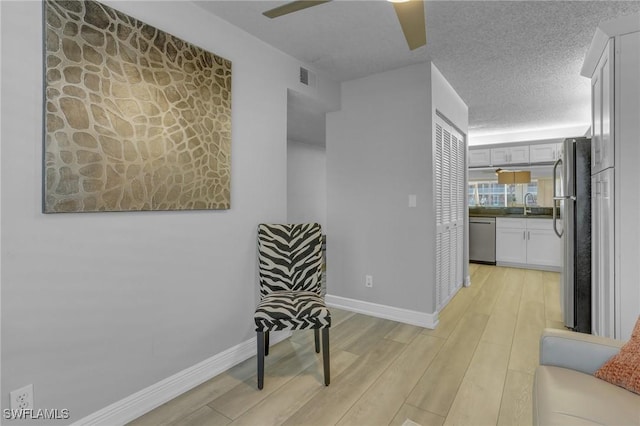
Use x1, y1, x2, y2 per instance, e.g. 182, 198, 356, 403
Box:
130, 264, 563, 426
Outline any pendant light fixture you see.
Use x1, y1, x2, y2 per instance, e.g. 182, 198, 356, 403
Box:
496, 169, 531, 185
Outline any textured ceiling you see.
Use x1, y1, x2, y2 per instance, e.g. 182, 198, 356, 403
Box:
195, 1, 640, 142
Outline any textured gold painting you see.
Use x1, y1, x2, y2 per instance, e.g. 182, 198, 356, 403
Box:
43, 0, 232, 212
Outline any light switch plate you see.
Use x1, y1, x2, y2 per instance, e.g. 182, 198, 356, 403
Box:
408, 194, 417, 208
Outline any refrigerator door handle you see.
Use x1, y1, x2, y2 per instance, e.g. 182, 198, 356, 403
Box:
553, 199, 564, 238
552, 157, 575, 200
552, 157, 574, 250
553, 157, 563, 199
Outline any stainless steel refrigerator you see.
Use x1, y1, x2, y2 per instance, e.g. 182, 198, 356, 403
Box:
553, 137, 591, 333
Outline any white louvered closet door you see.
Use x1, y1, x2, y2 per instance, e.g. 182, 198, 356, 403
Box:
454, 130, 465, 291
435, 117, 466, 311
435, 123, 444, 308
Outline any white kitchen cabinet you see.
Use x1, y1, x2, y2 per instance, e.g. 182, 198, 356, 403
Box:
496, 218, 561, 270
526, 220, 562, 268
491, 146, 529, 165
496, 218, 527, 264
490, 147, 509, 165
530, 143, 562, 164
591, 40, 615, 175
582, 16, 640, 340
468, 148, 491, 167
592, 169, 615, 338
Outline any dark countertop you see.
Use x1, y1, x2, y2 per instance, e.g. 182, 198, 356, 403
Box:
470, 213, 553, 219
469, 207, 555, 220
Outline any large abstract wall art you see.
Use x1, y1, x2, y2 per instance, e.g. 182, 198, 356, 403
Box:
43, 0, 232, 212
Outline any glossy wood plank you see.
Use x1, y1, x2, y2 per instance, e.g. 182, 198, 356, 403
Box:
228, 349, 359, 426
330, 313, 380, 350
390, 404, 445, 426
208, 342, 321, 419
385, 322, 423, 344
522, 269, 545, 303
329, 307, 357, 328
497, 369, 534, 426
508, 299, 545, 375
169, 406, 231, 426
481, 310, 517, 348
343, 316, 400, 355
444, 341, 511, 426
337, 334, 445, 426
545, 319, 566, 330
492, 267, 525, 315
470, 263, 493, 289
407, 311, 489, 416
422, 286, 476, 339
508, 268, 547, 375
543, 271, 562, 323
469, 266, 506, 315
281, 339, 405, 426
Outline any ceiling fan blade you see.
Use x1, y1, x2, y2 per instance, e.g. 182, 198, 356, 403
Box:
263, 1, 332, 19
392, 0, 426, 50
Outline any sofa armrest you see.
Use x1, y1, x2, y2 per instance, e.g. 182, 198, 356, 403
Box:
539, 328, 624, 375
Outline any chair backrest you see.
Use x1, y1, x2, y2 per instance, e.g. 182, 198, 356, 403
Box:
257, 223, 323, 297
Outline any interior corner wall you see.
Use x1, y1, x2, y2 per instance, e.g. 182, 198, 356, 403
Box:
287, 140, 327, 229
430, 63, 469, 133
0, 1, 338, 422
326, 63, 434, 313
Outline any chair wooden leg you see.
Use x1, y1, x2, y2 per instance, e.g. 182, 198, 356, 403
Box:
257, 331, 265, 390
322, 328, 330, 386
265, 331, 270, 356
314, 328, 320, 353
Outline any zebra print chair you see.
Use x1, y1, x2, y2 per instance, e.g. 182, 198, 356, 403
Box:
254, 223, 331, 390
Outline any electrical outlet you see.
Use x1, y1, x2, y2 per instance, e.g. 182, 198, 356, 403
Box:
365, 275, 373, 288
10, 384, 34, 410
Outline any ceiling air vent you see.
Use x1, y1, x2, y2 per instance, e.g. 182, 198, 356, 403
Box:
299, 66, 317, 88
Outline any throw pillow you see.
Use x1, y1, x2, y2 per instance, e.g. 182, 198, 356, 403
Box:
594, 316, 640, 394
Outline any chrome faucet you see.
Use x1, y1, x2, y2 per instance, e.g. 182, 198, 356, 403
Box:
524, 192, 535, 215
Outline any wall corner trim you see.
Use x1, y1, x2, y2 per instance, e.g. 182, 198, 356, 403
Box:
71, 331, 291, 426
325, 294, 438, 329
464, 275, 472, 287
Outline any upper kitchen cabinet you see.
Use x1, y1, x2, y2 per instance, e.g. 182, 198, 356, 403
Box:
468, 147, 491, 167
590, 40, 615, 174
581, 13, 640, 340
491, 145, 529, 165
530, 143, 562, 164
469, 140, 564, 168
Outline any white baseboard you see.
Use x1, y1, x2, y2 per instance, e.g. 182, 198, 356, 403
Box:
72, 331, 291, 426
325, 294, 438, 329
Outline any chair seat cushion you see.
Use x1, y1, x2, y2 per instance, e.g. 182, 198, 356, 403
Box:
255, 291, 331, 331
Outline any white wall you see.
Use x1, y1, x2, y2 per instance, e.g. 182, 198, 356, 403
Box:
287, 140, 327, 229
0, 1, 338, 422
327, 63, 434, 312
326, 62, 468, 317
431, 63, 469, 132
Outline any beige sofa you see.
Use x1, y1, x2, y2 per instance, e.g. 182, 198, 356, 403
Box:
533, 328, 640, 425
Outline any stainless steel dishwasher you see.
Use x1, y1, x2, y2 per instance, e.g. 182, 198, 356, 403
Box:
469, 217, 496, 264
